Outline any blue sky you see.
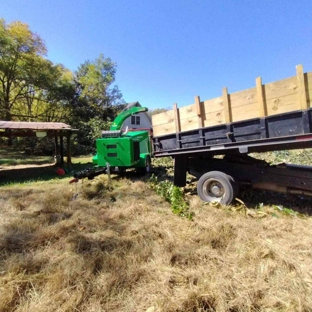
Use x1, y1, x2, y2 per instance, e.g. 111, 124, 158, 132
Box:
2, 0, 312, 110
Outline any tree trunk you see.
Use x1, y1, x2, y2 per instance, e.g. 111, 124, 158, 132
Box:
5, 100, 13, 146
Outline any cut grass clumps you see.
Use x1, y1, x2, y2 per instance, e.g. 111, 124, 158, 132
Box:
0, 178, 311, 311
79, 176, 112, 200
0, 150, 312, 311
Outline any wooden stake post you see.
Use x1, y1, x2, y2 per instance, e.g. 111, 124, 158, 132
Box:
296, 64, 308, 110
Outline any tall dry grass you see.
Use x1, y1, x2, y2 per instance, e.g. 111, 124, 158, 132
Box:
0, 174, 311, 312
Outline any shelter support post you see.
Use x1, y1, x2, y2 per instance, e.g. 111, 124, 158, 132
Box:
60, 134, 64, 166
66, 132, 72, 170
54, 135, 61, 165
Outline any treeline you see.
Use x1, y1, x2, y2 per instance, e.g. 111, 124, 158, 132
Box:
0, 18, 125, 154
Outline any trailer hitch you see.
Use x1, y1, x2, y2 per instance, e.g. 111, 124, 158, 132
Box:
69, 167, 107, 183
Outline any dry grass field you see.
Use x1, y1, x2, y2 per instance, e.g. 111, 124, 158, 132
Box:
0, 150, 312, 312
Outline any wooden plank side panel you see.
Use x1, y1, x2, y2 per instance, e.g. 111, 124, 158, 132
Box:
264, 76, 298, 100
179, 101, 212, 131
296, 65, 308, 109
178, 103, 199, 132
229, 87, 258, 121
152, 108, 176, 136
152, 110, 175, 127
256, 77, 266, 117
155, 110, 228, 133
223, 87, 231, 123
173, 103, 181, 133
202, 96, 224, 113
180, 115, 201, 132
266, 93, 302, 116
195, 96, 204, 127
262, 75, 301, 116
229, 87, 257, 107
179, 103, 198, 120
152, 67, 311, 137
231, 102, 259, 122
202, 96, 226, 127
203, 109, 226, 127
305, 72, 312, 107
152, 122, 176, 137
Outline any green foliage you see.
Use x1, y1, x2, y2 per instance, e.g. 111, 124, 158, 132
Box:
149, 174, 193, 219
272, 205, 305, 217
14, 136, 55, 156
250, 149, 312, 166
74, 54, 125, 121
73, 117, 112, 154
0, 19, 66, 121
0, 19, 125, 155
148, 107, 169, 116
70, 54, 125, 154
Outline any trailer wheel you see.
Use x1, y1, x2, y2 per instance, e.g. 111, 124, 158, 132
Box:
137, 156, 152, 175
197, 171, 237, 205
145, 156, 152, 173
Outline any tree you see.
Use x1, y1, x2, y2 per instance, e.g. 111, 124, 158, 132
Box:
74, 54, 124, 121
70, 54, 125, 153
0, 19, 69, 121
149, 108, 169, 116
0, 19, 125, 153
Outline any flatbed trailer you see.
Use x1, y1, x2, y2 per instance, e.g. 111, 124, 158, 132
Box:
151, 65, 312, 204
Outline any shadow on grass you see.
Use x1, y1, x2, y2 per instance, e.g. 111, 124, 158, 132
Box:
0, 162, 93, 186
157, 167, 312, 216
0, 146, 53, 166
0, 158, 53, 166
239, 188, 312, 216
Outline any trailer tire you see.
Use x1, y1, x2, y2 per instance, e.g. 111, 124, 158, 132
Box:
197, 171, 237, 205
145, 156, 152, 173
137, 156, 152, 175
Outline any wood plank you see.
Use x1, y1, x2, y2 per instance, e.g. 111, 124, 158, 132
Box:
178, 103, 198, 120
266, 93, 301, 116
256, 77, 266, 117
296, 64, 308, 109
231, 102, 259, 122
203, 109, 225, 127
306, 72, 312, 107
180, 115, 201, 132
195, 96, 204, 127
173, 103, 181, 133
203, 96, 224, 114
180, 109, 227, 131
229, 87, 258, 121
152, 122, 176, 137
223, 87, 231, 123
264, 76, 298, 100
229, 87, 257, 108
152, 109, 175, 126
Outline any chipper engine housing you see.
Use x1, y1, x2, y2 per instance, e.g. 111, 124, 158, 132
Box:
92, 129, 151, 170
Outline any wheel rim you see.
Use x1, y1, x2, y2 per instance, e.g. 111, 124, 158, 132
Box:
146, 158, 151, 173
203, 179, 225, 202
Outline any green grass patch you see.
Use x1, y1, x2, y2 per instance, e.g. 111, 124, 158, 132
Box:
0, 146, 94, 186
0, 146, 53, 166
149, 174, 193, 219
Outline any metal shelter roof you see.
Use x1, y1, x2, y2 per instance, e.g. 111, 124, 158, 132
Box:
0, 121, 74, 131
0, 121, 77, 168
